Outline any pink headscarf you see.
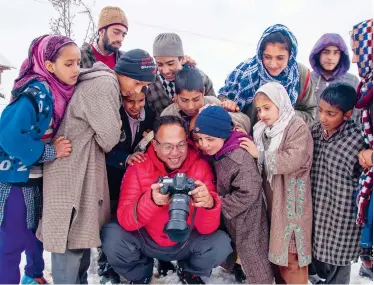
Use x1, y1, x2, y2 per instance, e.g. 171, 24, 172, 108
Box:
12, 34, 77, 132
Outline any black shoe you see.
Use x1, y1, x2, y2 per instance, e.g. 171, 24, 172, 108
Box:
233, 263, 246, 283
359, 264, 373, 280
177, 267, 205, 284
99, 268, 121, 284
157, 260, 176, 277
129, 277, 152, 284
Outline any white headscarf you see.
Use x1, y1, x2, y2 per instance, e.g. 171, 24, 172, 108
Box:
253, 82, 295, 181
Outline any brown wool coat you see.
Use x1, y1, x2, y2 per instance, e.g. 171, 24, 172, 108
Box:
214, 148, 274, 284
262, 116, 313, 267
37, 63, 121, 253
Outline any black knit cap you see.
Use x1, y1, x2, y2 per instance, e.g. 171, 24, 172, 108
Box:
114, 49, 156, 82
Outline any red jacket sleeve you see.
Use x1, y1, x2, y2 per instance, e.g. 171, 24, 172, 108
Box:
192, 159, 221, 235
117, 164, 162, 231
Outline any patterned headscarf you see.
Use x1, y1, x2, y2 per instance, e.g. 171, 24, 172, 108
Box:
253, 82, 295, 183
218, 24, 300, 109
12, 34, 77, 132
352, 19, 373, 226
352, 19, 373, 109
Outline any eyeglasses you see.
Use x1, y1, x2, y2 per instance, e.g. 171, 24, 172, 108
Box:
154, 139, 188, 154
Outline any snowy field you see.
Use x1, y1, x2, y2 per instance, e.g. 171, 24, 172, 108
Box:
20, 249, 371, 284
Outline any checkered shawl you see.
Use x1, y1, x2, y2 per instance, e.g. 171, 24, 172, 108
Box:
353, 19, 373, 108
311, 120, 366, 265
352, 19, 374, 226
218, 24, 300, 110
356, 107, 373, 226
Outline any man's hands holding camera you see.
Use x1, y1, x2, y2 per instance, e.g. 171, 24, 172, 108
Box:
151, 182, 170, 206
150, 180, 214, 209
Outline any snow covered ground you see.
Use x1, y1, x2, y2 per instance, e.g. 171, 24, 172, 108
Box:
20, 249, 371, 284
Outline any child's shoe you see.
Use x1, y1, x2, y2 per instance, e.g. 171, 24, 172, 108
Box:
21, 275, 48, 284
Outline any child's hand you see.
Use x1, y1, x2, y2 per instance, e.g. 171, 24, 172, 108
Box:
239, 137, 259, 159
183, 55, 197, 67
220, 100, 240, 112
127, 152, 146, 166
358, 149, 373, 168
53, 136, 72, 159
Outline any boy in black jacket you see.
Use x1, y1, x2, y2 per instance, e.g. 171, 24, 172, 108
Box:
99, 89, 155, 283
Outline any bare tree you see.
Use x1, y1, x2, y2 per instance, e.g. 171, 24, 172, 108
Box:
48, 0, 96, 43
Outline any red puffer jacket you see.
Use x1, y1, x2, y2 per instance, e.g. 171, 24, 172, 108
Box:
117, 144, 221, 246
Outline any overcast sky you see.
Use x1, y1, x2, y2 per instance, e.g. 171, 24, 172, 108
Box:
0, 0, 372, 104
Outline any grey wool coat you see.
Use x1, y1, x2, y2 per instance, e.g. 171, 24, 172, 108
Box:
215, 148, 274, 284
37, 62, 121, 253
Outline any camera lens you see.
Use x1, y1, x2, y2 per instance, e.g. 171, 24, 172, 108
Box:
163, 193, 191, 242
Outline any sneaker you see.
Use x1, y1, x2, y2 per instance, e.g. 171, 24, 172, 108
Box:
177, 267, 205, 284
157, 260, 176, 276
129, 277, 152, 284
359, 264, 373, 280
99, 269, 121, 284
233, 263, 246, 283
21, 275, 48, 284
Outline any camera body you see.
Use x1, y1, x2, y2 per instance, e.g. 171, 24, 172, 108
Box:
157, 173, 196, 242
158, 173, 196, 196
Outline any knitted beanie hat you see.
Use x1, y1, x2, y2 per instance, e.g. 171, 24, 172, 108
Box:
98, 6, 128, 31
194, 106, 232, 139
153, 33, 184, 57
114, 49, 156, 82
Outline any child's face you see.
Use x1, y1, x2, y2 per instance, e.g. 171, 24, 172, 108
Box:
318, 99, 347, 133
192, 133, 225, 156
319, 45, 341, 72
175, 90, 204, 117
45, 44, 81, 86
155, 56, 183, 81
254, 93, 280, 126
122, 92, 146, 118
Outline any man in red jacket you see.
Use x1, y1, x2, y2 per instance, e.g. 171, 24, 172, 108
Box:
101, 116, 232, 284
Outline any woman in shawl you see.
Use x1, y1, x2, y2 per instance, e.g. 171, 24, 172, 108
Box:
239, 82, 313, 284
219, 24, 316, 134
352, 18, 373, 280
0, 35, 80, 284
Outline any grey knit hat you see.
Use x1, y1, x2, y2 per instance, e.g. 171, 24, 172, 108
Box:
153, 33, 184, 57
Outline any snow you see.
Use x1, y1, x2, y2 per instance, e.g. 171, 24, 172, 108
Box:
20, 249, 372, 284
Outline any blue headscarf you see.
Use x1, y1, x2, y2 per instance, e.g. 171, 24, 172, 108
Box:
219, 24, 300, 109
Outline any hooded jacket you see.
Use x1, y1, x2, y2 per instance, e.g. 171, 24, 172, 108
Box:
309, 34, 359, 105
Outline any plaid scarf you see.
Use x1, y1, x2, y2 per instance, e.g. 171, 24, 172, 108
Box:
218, 24, 300, 109
353, 19, 373, 109
158, 72, 175, 98
353, 19, 374, 226
356, 107, 373, 226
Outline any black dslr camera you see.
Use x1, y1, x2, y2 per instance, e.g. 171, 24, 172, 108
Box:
158, 173, 196, 242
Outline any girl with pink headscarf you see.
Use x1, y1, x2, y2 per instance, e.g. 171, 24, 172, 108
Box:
0, 34, 80, 284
